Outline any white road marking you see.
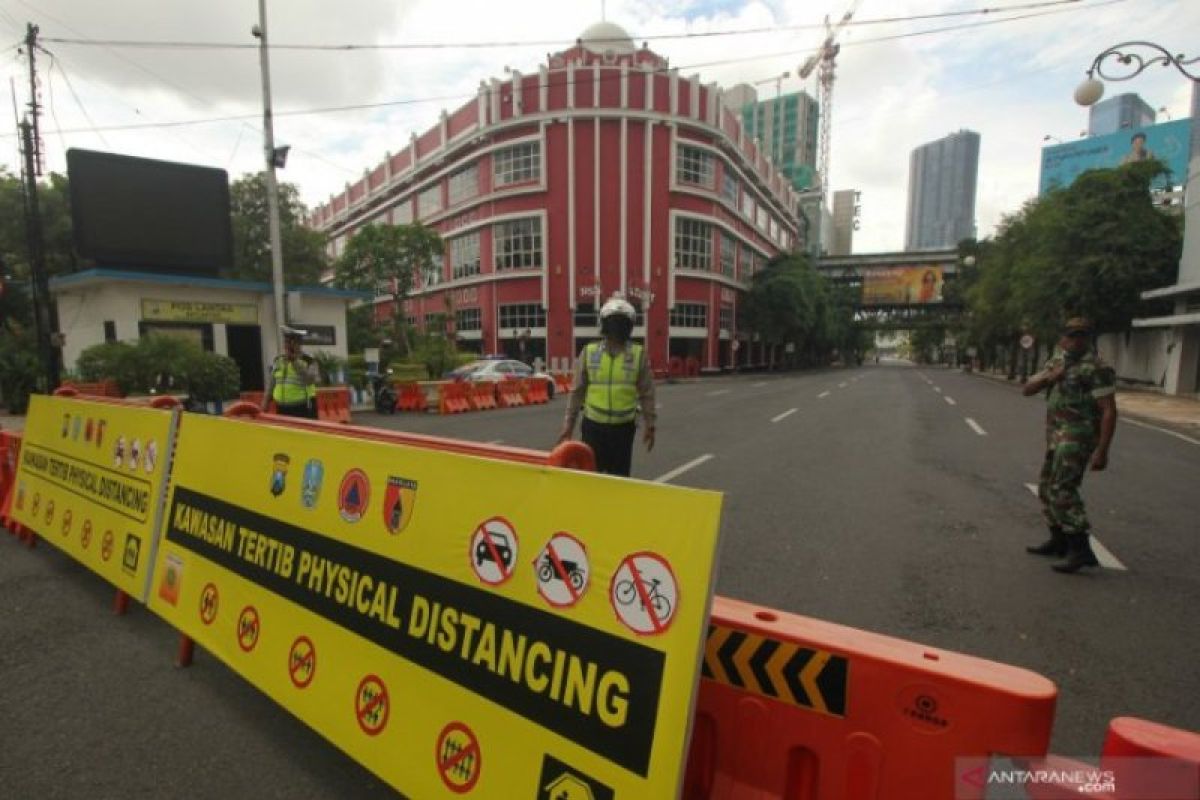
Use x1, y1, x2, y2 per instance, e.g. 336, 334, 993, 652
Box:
838, 382, 848, 388
654, 454, 715, 484
944, 396, 957, 406
965, 417, 988, 436
818, 391, 831, 399
771, 408, 798, 423
1023, 484, 1127, 570
707, 389, 731, 397
1121, 417, 1200, 446
752, 381, 767, 388
933, 386, 942, 393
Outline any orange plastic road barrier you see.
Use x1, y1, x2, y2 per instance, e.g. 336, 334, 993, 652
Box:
0, 430, 20, 535
315, 386, 351, 423
684, 596, 1057, 800
520, 377, 549, 405
497, 378, 525, 408
553, 372, 573, 395
395, 382, 428, 412
59, 380, 122, 397
469, 382, 498, 410
437, 382, 472, 414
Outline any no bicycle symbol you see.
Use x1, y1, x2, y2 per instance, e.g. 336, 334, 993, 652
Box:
237, 606, 260, 652
610, 552, 678, 635
355, 674, 389, 736
469, 517, 518, 586
199, 582, 219, 625
436, 721, 482, 794
534, 533, 589, 608
288, 636, 316, 689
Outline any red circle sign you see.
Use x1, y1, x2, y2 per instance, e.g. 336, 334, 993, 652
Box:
436, 721, 482, 793
288, 636, 316, 689
610, 551, 679, 635
101, 530, 114, 561
199, 582, 219, 625
534, 533, 590, 608
355, 675, 389, 735
237, 605, 260, 652
80, 520, 93, 550
469, 517, 518, 586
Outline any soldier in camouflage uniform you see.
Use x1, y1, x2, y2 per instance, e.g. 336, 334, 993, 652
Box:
1022, 318, 1118, 574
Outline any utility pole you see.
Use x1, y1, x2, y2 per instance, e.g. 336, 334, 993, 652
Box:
254, 0, 288, 353
18, 22, 59, 390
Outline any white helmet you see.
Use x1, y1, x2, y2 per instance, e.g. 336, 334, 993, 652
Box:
599, 294, 636, 319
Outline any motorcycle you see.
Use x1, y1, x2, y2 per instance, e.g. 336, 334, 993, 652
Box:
371, 370, 397, 415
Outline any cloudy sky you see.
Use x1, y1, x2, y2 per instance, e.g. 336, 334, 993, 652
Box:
1, 0, 1194, 251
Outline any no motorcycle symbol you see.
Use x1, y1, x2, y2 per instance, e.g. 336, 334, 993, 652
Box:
534, 533, 589, 608
237, 606, 260, 652
355, 674, 389, 736
288, 636, 316, 689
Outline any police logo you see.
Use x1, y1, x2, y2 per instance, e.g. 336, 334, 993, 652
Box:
301, 459, 324, 509
270, 453, 291, 498
382, 476, 418, 535
338, 469, 370, 524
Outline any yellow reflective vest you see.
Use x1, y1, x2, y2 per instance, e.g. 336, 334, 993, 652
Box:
583, 342, 643, 425
271, 356, 316, 406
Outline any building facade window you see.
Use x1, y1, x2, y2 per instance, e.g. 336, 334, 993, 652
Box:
719, 305, 734, 333
676, 145, 714, 187
674, 218, 712, 271
494, 142, 540, 188
450, 232, 481, 279
669, 303, 707, 328
573, 303, 598, 328
499, 303, 546, 329
756, 206, 769, 231
494, 217, 543, 271
447, 163, 479, 206
741, 193, 755, 220
743, 249, 759, 281
393, 200, 413, 225
455, 308, 482, 331
423, 256, 444, 288
721, 170, 739, 205
720, 232, 737, 278
418, 184, 443, 218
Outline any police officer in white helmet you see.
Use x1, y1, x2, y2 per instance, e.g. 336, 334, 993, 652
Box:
558, 293, 656, 476
263, 326, 320, 418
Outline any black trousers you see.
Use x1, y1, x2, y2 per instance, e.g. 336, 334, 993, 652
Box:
581, 418, 637, 477
276, 401, 316, 420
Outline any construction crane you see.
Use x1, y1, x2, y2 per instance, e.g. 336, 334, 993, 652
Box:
798, 1, 861, 197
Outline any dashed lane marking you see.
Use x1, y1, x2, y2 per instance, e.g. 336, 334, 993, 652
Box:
771, 408, 798, 423
944, 396, 957, 406
654, 454, 715, 484
1121, 417, 1200, 446
838, 382, 848, 388
818, 391, 831, 399
965, 418, 988, 436
752, 381, 768, 387
1023, 483, 1127, 570
933, 386, 942, 393
707, 389, 731, 397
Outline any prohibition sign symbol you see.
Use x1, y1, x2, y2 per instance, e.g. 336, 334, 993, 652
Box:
354, 675, 389, 736
288, 636, 316, 689
436, 721, 482, 793
100, 530, 114, 561
44, 499, 55, 527
80, 520, 93, 550
469, 517, 518, 586
237, 606, 260, 652
60, 508, 73, 537
199, 582, 219, 625
610, 551, 679, 635
533, 532, 589, 608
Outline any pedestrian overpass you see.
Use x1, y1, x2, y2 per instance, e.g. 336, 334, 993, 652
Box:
816, 249, 964, 329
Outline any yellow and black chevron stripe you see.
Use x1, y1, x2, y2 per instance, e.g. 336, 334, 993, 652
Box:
702, 625, 849, 717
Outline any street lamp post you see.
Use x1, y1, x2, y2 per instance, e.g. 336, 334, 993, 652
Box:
254, 0, 288, 355
1073, 42, 1198, 107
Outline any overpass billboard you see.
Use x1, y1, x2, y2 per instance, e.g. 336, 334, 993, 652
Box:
1038, 118, 1192, 195
861, 266, 944, 305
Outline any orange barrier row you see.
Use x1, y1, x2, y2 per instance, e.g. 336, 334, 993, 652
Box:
239, 390, 273, 412
469, 382, 498, 410
685, 596, 1058, 800
395, 382, 428, 412
61, 380, 122, 397
437, 381, 472, 414
521, 377, 549, 405
552, 372, 573, 395
497, 378, 525, 408
315, 386, 351, 423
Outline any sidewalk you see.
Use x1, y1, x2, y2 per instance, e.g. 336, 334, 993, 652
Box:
965, 367, 1200, 439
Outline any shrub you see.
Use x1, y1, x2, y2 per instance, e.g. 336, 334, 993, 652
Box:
0, 333, 40, 413
312, 351, 345, 386
182, 351, 241, 403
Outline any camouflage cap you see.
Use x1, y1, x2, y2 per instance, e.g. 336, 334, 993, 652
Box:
1063, 317, 1093, 334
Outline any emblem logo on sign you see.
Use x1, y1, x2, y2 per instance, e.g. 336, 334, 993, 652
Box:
537, 754, 614, 800
84, 418, 94, 443
61, 413, 70, 438
301, 459, 324, 509
72, 416, 82, 441
270, 453, 291, 497
128, 438, 141, 471
338, 469, 370, 523
159, 554, 183, 606
382, 476, 418, 535
143, 440, 158, 474
95, 419, 106, 449
113, 436, 126, 468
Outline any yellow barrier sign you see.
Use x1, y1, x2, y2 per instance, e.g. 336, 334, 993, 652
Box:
147, 414, 722, 797
11, 394, 177, 600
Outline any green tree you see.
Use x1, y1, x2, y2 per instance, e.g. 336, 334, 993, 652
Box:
742, 253, 858, 367
228, 172, 328, 285
0, 169, 76, 279
333, 222, 443, 356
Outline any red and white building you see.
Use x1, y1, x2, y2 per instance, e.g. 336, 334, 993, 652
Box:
309, 21, 804, 371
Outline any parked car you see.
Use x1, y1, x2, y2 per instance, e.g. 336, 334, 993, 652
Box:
447, 359, 556, 398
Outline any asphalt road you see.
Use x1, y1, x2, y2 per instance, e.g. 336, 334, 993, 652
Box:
2, 363, 1198, 797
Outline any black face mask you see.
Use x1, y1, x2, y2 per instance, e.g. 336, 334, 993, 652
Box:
601, 315, 633, 341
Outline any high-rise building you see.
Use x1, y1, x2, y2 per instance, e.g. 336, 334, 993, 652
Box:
830, 189, 858, 256
309, 22, 802, 371
905, 130, 980, 251
1088, 93, 1156, 137
726, 84, 820, 192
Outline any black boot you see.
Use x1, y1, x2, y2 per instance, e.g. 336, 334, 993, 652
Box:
1052, 534, 1099, 574
1026, 526, 1067, 557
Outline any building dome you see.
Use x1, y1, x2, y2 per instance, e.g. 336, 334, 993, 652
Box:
578, 21, 637, 56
